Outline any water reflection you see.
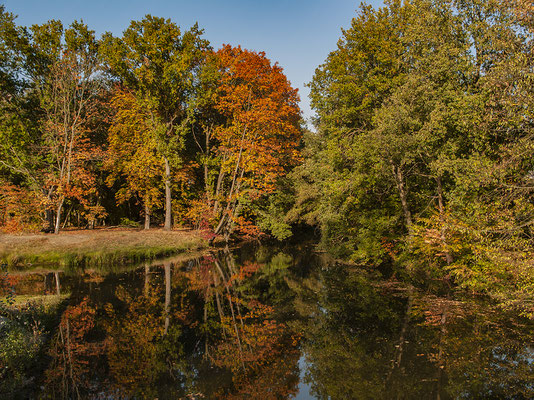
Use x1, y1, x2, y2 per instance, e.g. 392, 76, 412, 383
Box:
2, 244, 533, 399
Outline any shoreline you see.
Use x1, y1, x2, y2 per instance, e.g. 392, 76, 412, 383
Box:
0, 228, 208, 270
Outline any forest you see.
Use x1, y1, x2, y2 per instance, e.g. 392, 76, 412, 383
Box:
1, 0, 534, 317
0, 7, 302, 241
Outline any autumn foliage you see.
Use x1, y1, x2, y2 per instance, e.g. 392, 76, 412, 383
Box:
106, 88, 164, 227
0, 180, 42, 233
0, 10, 302, 238
200, 46, 302, 238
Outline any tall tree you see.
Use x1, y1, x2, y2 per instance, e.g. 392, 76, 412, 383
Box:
102, 16, 210, 230
34, 21, 104, 233
106, 88, 163, 230
202, 45, 301, 240
0, 18, 104, 233
298, 0, 411, 260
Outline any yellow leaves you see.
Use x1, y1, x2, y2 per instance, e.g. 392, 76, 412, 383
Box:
107, 87, 165, 205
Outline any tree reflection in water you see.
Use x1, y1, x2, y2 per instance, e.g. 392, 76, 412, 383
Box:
11, 243, 532, 399
294, 265, 534, 400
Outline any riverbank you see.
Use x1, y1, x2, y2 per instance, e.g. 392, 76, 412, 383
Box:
0, 228, 207, 269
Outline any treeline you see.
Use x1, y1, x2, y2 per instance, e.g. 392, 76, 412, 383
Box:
2, 1, 534, 314
0, 7, 301, 238
288, 0, 534, 316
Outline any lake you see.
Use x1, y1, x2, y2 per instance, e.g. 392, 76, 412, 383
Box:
2, 242, 534, 399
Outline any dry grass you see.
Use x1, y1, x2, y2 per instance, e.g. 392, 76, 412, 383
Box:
0, 227, 207, 269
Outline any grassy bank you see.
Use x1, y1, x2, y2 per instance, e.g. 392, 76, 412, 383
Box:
0, 228, 207, 269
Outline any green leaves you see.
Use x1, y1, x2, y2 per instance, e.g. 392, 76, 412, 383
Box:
298, 0, 534, 316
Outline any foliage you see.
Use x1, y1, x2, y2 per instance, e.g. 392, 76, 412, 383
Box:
0, 7, 302, 239
296, 0, 534, 316
0, 179, 43, 233
101, 16, 210, 230
0, 14, 107, 234
195, 45, 302, 239
106, 88, 164, 221
0, 295, 61, 397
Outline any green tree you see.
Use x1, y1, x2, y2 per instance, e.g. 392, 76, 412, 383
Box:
298, 0, 534, 315
0, 16, 105, 233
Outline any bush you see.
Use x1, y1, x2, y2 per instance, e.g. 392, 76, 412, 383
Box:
0, 299, 59, 396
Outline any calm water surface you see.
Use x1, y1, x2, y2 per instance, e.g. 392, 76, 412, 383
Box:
6, 243, 534, 399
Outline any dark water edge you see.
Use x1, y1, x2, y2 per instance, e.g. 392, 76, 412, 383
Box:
1, 241, 533, 399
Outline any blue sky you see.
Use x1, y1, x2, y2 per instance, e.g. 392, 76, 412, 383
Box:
2, 0, 383, 125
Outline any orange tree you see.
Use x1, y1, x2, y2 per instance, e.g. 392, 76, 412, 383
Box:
198, 45, 301, 239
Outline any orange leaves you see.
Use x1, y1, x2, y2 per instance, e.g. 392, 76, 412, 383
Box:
0, 180, 43, 233
185, 198, 216, 230
206, 45, 302, 236
213, 45, 301, 180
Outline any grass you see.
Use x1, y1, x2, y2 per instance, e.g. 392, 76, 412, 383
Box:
5, 294, 69, 307
0, 228, 207, 270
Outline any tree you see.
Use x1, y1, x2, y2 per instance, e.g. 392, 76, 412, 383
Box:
0, 18, 105, 234
106, 88, 164, 229
200, 45, 301, 240
36, 21, 104, 233
102, 16, 210, 230
0, 7, 45, 232
299, 0, 534, 314
298, 0, 411, 261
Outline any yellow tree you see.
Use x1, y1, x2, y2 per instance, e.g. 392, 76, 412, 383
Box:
106, 88, 163, 229
102, 16, 209, 230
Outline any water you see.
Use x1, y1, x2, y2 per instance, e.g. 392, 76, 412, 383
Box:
3, 242, 534, 399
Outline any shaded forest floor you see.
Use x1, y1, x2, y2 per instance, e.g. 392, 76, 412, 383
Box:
0, 228, 207, 269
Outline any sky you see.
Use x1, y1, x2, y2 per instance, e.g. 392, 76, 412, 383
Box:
2, 0, 383, 126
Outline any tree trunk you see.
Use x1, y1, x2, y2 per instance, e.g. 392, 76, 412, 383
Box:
61, 204, 73, 230
204, 128, 212, 205
54, 197, 64, 234
164, 157, 172, 231
214, 213, 227, 236
212, 157, 227, 216
144, 200, 150, 230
